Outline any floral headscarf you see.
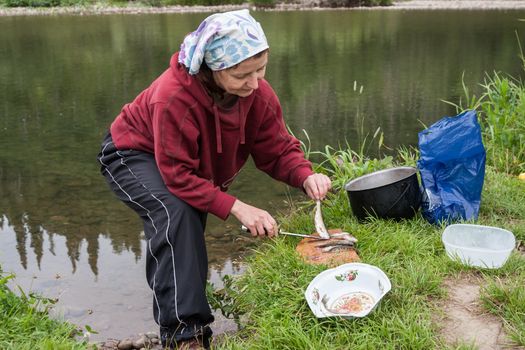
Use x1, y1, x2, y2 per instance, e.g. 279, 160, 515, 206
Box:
179, 9, 269, 75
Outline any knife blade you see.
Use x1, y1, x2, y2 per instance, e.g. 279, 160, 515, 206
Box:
240, 225, 329, 240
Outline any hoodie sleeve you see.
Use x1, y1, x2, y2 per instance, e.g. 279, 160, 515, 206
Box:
250, 92, 314, 189
152, 103, 237, 220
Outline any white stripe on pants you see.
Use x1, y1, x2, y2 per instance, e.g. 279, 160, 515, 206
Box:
97, 133, 214, 343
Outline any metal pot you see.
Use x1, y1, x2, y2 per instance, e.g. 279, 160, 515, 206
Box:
344, 166, 421, 221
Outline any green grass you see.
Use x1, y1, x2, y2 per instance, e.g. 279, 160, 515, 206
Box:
211, 159, 525, 349
4, 154, 520, 350
480, 273, 525, 345
211, 64, 525, 348
0, 273, 88, 350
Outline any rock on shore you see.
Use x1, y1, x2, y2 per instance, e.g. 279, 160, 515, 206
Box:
95, 332, 163, 350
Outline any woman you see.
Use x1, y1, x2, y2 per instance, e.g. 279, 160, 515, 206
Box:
98, 9, 331, 349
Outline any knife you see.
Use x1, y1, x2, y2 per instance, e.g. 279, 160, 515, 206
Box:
240, 225, 329, 240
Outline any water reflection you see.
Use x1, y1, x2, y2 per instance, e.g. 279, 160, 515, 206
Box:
1, 9, 524, 341
0, 214, 244, 340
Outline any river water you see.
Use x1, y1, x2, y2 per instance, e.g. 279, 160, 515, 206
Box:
0, 9, 524, 341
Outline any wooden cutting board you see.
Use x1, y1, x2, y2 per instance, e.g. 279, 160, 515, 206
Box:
296, 229, 360, 267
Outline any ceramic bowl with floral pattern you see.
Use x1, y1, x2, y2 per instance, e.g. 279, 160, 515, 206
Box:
305, 263, 391, 318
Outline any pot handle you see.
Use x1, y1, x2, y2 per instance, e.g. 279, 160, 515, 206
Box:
384, 182, 411, 215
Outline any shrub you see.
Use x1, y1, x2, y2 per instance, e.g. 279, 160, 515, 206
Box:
1, 0, 94, 7
249, 0, 276, 8
3, 0, 59, 7
59, 0, 92, 5
315, 0, 392, 7
159, 0, 244, 5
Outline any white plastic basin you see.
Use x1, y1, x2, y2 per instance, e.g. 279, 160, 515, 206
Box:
442, 224, 515, 269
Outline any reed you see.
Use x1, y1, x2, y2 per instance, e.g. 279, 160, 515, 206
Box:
444, 38, 525, 175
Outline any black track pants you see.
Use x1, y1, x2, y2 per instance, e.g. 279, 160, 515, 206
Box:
97, 132, 214, 344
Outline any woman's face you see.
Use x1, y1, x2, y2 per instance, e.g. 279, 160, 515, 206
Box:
212, 52, 268, 97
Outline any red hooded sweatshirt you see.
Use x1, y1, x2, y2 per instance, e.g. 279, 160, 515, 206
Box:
110, 52, 314, 220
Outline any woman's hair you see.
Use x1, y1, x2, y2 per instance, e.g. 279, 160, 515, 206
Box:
196, 64, 222, 98
195, 49, 269, 103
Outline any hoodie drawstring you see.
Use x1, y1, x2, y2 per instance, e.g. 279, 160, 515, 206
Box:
239, 102, 246, 145
213, 104, 223, 154
213, 100, 248, 154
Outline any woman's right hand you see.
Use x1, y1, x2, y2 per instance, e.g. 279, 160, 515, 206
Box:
230, 199, 278, 238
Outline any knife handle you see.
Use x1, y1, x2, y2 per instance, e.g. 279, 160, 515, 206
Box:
240, 225, 270, 235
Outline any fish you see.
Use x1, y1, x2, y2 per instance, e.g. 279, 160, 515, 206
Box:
329, 232, 358, 243
321, 245, 355, 253
317, 238, 356, 253
314, 200, 331, 239
316, 240, 356, 248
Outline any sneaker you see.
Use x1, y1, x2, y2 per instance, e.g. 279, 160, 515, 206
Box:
173, 338, 207, 350
162, 335, 210, 350
160, 325, 212, 350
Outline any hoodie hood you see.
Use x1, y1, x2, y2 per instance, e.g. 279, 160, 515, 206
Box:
170, 52, 254, 154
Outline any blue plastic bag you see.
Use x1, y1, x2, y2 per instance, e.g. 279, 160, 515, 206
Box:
417, 110, 486, 225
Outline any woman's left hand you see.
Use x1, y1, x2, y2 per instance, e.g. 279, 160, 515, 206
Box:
303, 173, 332, 200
